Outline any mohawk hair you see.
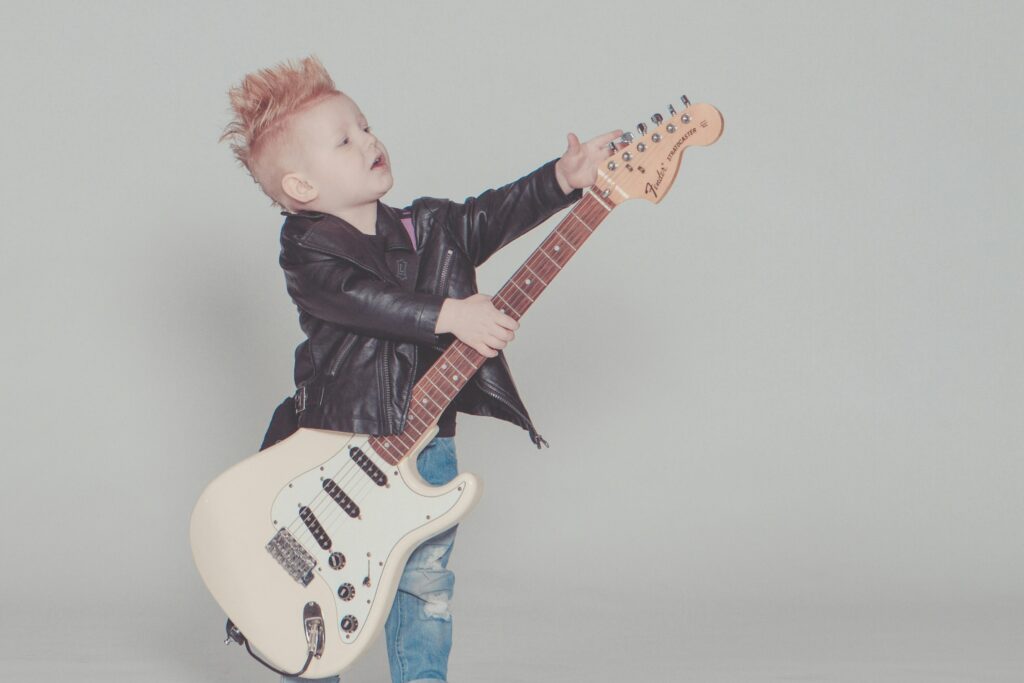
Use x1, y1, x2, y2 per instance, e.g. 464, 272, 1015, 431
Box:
219, 54, 341, 207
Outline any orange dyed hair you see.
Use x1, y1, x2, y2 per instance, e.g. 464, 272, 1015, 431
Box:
220, 54, 341, 208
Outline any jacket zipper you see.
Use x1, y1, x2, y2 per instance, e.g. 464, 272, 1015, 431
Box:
478, 380, 532, 428
382, 340, 395, 433
438, 248, 454, 294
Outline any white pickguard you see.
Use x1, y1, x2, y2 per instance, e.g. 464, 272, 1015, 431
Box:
269, 433, 466, 643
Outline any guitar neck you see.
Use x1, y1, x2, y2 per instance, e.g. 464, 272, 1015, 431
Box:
369, 190, 613, 464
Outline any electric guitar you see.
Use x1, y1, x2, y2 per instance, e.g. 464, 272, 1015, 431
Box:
190, 98, 723, 678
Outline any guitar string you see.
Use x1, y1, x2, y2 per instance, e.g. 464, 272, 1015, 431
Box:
282, 193, 612, 559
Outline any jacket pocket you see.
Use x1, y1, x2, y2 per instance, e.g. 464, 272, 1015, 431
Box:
328, 334, 362, 377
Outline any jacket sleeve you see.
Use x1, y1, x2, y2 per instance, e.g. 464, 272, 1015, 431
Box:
441, 157, 583, 267
281, 249, 445, 344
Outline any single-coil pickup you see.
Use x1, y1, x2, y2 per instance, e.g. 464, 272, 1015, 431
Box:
322, 479, 361, 518
298, 506, 332, 550
349, 447, 388, 487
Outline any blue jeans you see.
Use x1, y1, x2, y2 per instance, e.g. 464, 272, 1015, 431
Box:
282, 436, 459, 683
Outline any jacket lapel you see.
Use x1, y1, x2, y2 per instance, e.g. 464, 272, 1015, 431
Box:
284, 203, 416, 288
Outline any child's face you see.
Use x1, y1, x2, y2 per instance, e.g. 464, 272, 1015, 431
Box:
283, 92, 392, 214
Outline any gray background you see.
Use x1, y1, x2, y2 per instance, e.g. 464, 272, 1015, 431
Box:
1, 1, 1020, 681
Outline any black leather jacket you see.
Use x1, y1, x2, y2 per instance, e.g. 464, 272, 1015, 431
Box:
275, 158, 582, 448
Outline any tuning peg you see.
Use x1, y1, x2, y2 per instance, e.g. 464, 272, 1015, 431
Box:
607, 141, 616, 153
667, 104, 676, 116
636, 122, 647, 136
619, 131, 634, 144
651, 112, 664, 126
680, 94, 691, 107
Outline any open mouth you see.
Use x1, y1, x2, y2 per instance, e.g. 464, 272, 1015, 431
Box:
371, 154, 386, 169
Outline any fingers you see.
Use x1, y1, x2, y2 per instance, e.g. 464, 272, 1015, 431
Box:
471, 341, 499, 358
473, 324, 515, 358
497, 313, 519, 331
591, 129, 624, 146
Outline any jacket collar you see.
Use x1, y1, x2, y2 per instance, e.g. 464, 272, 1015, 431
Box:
281, 201, 413, 282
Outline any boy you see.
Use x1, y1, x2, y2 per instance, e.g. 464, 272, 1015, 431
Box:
221, 55, 621, 682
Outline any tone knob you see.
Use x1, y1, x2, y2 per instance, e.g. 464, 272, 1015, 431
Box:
328, 552, 346, 570
337, 582, 355, 601
340, 615, 359, 633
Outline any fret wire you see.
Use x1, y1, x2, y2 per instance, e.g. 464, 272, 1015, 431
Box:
435, 366, 465, 392
507, 279, 535, 303
553, 230, 578, 253
427, 370, 457, 400
439, 356, 472, 385
452, 344, 482, 370
407, 404, 432, 428
492, 294, 521, 319
450, 345, 480, 372
563, 217, 591, 245
423, 373, 455, 404
522, 262, 549, 286
422, 375, 450, 406
414, 386, 444, 411
571, 211, 595, 232
535, 244, 565, 270
500, 289, 529, 313
513, 273, 546, 301
526, 251, 559, 281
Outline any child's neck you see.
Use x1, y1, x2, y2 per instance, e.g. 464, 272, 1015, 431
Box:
333, 200, 378, 236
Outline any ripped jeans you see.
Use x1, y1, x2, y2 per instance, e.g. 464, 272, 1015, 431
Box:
281, 435, 459, 683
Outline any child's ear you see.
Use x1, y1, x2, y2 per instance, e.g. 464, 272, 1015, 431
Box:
281, 173, 318, 205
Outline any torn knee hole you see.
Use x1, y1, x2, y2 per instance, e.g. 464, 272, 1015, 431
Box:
421, 590, 451, 620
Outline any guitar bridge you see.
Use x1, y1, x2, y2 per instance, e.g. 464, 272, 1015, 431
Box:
266, 528, 316, 586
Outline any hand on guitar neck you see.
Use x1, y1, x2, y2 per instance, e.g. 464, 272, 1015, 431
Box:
554, 129, 627, 195
435, 294, 518, 358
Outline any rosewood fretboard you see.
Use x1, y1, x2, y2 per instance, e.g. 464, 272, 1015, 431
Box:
369, 190, 612, 464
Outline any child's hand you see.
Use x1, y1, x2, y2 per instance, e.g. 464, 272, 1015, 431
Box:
554, 129, 626, 194
435, 295, 518, 358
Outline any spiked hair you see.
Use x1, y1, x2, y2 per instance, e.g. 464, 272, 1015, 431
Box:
220, 54, 341, 208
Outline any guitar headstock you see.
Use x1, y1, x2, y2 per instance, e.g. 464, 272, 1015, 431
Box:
593, 98, 723, 207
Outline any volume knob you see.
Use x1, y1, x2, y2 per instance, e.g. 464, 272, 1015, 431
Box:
337, 583, 355, 601
340, 615, 359, 633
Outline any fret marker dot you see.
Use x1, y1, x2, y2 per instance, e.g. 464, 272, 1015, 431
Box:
452, 374, 459, 381
525, 278, 532, 285
441, 363, 448, 369
421, 398, 428, 405
554, 245, 560, 252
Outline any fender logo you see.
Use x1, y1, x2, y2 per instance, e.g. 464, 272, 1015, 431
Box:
644, 126, 696, 198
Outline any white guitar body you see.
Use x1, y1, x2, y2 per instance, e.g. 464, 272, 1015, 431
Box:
189, 426, 482, 678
